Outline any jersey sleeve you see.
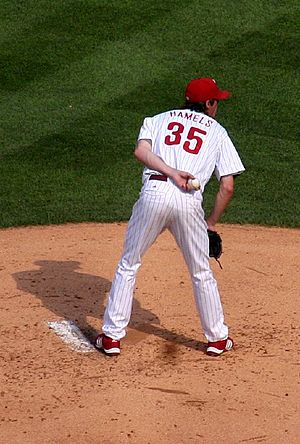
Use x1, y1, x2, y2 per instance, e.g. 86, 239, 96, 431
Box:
214, 131, 245, 180
137, 117, 153, 141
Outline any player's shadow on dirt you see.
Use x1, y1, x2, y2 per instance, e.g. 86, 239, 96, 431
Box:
13, 260, 205, 352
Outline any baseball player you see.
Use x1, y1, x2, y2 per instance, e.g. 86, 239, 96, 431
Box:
95, 77, 245, 357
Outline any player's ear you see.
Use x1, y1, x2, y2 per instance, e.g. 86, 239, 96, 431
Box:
204, 99, 214, 113
205, 99, 218, 117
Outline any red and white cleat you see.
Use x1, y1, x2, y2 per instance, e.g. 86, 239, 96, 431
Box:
95, 334, 121, 356
206, 337, 234, 356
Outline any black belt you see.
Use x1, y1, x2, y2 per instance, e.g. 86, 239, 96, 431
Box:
149, 174, 168, 182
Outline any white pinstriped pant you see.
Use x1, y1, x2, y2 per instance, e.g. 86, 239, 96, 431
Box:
102, 179, 228, 342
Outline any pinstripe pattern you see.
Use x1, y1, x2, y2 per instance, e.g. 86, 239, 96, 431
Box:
140, 110, 244, 189
102, 109, 245, 342
103, 182, 227, 342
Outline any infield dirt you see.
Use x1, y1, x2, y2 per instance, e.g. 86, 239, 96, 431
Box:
0, 223, 299, 443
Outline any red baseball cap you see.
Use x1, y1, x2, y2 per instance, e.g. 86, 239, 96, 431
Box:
185, 77, 231, 102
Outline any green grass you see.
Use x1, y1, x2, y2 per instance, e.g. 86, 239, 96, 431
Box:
0, 0, 299, 227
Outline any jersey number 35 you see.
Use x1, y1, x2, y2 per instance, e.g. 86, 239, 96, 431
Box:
164, 122, 207, 155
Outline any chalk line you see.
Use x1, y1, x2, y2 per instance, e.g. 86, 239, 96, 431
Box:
48, 320, 96, 353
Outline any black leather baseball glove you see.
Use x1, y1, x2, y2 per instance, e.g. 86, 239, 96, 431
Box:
207, 229, 223, 267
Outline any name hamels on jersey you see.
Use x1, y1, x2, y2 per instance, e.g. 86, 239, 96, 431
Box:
168, 110, 214, 128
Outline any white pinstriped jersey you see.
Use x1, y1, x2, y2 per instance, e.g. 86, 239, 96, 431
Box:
138, 109, 245, 189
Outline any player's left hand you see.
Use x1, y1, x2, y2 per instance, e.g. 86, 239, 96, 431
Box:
170, 170, 195, 191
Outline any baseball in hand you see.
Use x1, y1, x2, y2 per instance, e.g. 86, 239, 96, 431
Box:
187, 178, 201, 191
